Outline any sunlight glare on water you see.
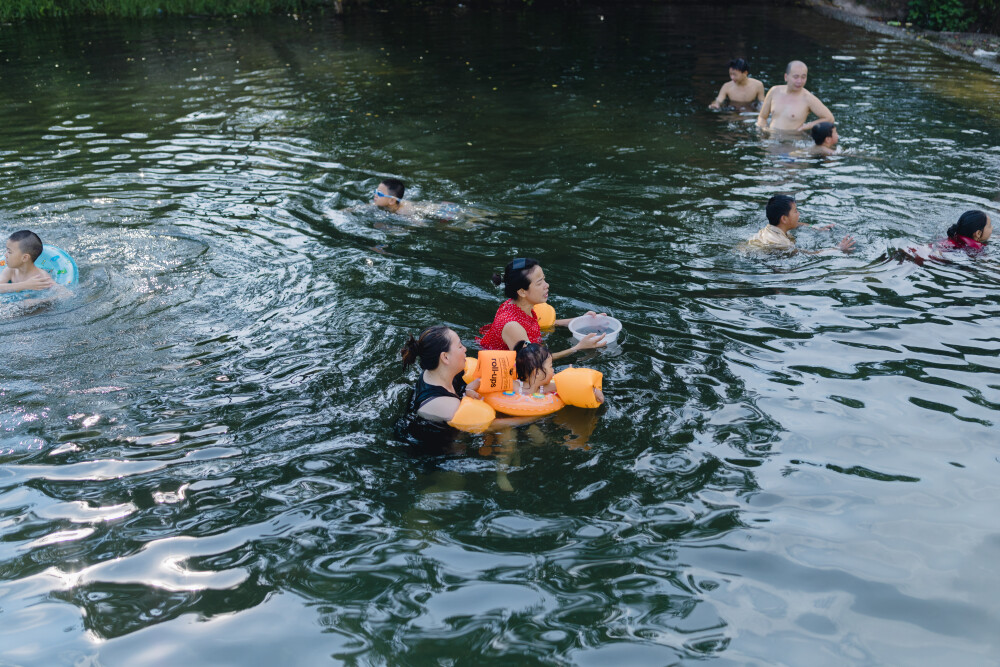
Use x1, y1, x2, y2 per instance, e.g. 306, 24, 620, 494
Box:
2, 5, 1000, 664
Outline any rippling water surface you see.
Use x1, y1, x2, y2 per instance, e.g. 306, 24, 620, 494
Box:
2, 5, 1000, 664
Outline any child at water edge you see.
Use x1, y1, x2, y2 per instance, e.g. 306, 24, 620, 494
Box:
0, 230, 55, 294
747, 194, 855, 254
513, 341, 605, 404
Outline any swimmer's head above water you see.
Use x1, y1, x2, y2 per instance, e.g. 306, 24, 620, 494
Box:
728, 58, 750, 83
766, 194, 802, 231
784, 60, 808, 91
401, 324, 466, 371
374, 178, 406, 213
948, 210, 992, 244
513, 340, 554, 391
5, 230, 43, 269
492, 257, 546, 302
811, 122, 838, 147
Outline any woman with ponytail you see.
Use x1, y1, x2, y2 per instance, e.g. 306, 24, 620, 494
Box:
476, 258, 607, 360
942, 210, 992, 249
401, 325, 479, 422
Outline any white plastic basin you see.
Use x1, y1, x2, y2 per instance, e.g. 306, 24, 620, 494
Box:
568, 314, 622, 344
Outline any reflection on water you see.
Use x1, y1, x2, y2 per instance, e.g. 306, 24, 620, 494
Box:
2, 5, 1000, 664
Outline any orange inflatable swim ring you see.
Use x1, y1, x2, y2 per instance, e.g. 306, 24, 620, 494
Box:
485, 390, 565, 417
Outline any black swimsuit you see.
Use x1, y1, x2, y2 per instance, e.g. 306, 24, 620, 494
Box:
398, 371, 468, 452
410, 372, 467, 413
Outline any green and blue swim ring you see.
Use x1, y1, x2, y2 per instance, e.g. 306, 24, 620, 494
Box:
33, 244, 79, 286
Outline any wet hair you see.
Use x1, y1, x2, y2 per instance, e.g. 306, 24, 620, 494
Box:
380, 178, 405, 199
786, 60, 807, 74
766, 195, 796, 226
513, 340, 552, 383
811, 122, 836, 145
728, 58, 750, 73
947, 210, 989, 241
401, 325, 454, 371
8, 230, 43, 262
490, 257, 541, 299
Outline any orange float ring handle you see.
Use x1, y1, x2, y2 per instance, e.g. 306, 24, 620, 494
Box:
553, 367, 603, 408
447, 397, 496, 433
462, 357, 479, 384
532, 303, 556, 328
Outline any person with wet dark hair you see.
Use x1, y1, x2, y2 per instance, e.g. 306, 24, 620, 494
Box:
370, 176, 461, 222
810, 122, 839, 155
710, 58, 765, 109
1, 230, 55, 294
475, 257, 606, 359
748, 195, 854, 253
942, 209, 992, 249
373, 177, 414, 216
401, 325, 479, 423
513, 340, 605, 405
901, 209, 993, 264
513, 340, 554, 395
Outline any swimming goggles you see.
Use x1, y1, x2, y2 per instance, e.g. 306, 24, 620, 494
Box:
511, 258, 527, 270
374, 190, 400, 202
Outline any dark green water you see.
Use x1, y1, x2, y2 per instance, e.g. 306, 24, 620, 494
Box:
2, 4, 1000, 664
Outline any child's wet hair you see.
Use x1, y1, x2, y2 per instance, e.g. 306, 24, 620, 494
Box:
766, 195, 795, 226
948, 210, 989, 241
513, 340, 551, 382
728, 58, 750, 73
811, 122, 836, 145
9, 230, 42, 262
380, 178, 405, 199
491, 257, 540, 299
401, 325, 453, 370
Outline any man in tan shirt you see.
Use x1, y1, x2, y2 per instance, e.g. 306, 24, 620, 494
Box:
749, 194, 855, 253
756, 61, 835, 133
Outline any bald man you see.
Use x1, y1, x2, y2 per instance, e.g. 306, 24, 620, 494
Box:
756, 61, 834, 132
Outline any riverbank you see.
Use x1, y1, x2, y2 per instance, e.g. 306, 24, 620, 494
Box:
803, 0, 1000, 73
0, 0, 336, 19
0, 0, 790, 21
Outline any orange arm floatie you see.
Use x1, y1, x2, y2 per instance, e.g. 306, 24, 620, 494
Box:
447, 396, 496, 433
553, 367, 604, 409
532, 303, 556, 329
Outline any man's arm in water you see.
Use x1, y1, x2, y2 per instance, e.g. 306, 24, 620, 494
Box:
756, 87, 776, 128
801, 235, 856, 255
709, 82, 730, 109
800, 93, 835, 131
755, 80, 766, 103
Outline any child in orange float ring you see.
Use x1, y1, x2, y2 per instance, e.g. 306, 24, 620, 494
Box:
509, 341, 604, 405
476, 257, 607, 359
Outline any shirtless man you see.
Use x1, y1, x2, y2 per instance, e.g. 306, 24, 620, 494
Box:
756, 61, 834, 132
709, 58, 765, 109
